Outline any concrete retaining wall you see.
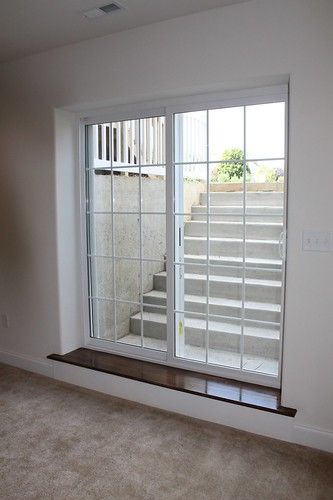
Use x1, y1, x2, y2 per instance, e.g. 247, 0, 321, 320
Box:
209, 182, 284, 192
92, 173, 202, 339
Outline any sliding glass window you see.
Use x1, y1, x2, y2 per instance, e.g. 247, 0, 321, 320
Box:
173, 102, 286, 379
83, 86, 288, 387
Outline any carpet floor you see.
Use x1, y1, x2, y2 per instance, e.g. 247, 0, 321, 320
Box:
0, 363, 332, 499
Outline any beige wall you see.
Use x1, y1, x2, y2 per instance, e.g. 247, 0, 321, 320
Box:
0, 0, 333, 449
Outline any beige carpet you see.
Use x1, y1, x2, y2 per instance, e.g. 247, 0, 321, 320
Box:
0, 363, 332, 500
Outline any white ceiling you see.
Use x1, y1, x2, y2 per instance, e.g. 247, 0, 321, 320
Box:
0, 0, 250, 63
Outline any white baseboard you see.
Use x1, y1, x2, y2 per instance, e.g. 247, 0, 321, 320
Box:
1, 351, 332, 454
0, 349, 53, 378
293, 424, 333, 454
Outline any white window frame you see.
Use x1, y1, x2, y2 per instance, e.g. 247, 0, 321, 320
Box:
78, 84, 289, 388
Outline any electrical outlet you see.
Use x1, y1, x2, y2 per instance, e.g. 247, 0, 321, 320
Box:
302, 230, 333, 252
1, 313, 9, 328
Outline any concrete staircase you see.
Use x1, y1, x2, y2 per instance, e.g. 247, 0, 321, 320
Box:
127, 191, 284, 371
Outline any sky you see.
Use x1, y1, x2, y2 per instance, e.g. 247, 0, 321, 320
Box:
174, 102, 285, 181
209, 102, 285, 161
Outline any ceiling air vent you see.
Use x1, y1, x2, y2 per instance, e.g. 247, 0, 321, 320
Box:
84, 3, 123, 19
100, 3, 122, 14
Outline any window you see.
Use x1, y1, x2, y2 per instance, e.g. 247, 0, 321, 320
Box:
86, 116, 167, 354
83, 86, 287, 387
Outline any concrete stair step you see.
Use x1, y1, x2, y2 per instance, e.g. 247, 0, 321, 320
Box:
184, 236, 280, 259
184, 254, 282, 280
154, 271, 281, 303
130, 311, 280, 358
185, 254, 282, 268
118, 334, 278, 375
191, 205, 283, 222
143, 289, 281, 323
200, 191, 283, 207
185, 220, 283, 240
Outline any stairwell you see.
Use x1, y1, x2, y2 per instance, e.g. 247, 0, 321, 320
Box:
124, 190, 284, 375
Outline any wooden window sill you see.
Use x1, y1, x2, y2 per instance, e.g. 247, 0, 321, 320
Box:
48, 348, 296, 417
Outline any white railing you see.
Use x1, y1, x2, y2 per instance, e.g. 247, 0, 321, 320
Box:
92, 118, 165, 175
92, 114, 208, 179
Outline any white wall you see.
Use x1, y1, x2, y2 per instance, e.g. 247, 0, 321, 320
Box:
0, 0, 333, 450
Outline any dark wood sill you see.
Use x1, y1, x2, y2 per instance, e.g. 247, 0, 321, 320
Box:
47, 348, 296, 417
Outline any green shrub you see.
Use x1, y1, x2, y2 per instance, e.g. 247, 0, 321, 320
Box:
212, 148, 251, 183
254, 164, 282, 183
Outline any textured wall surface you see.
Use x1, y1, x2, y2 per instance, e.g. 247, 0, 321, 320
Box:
92, 173, 166, 339
91, 173, 203, 339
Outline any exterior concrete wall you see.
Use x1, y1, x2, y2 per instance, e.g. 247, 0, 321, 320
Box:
93, 173, 166, 338
210, 182, 284, 192
183, 182, 205, 220
93, 173, 204, 338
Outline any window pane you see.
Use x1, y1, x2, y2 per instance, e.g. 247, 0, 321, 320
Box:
175, 311, 206, 362
209, 106, 244, 162
242, 317, 279, 376
208, 264, 242, 305
116, 301, 141, 345
246, 160, 285, 189
141, 166, 166, 213
140, 116, 165, 165
113, 167, 139, 212
142, 260, 166, 297
174, 111, 207, 163
208, 316, 241, 368
115, 259, 140, 302
142, 304, 167, 351
112, 120, 139, 165
246, 102, 285, 159
174, 164, 207, 215
113, 214, 140, 258
174, 263, 208, 315
142, 214, 166, 260
89, 213, 113, 256
87, 124, 111, 169
90, 257, 114, 299
87, 169, 111, 213
91, 299, 114, 341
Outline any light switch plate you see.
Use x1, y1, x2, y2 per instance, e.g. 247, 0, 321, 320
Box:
302, 230, 333, 252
